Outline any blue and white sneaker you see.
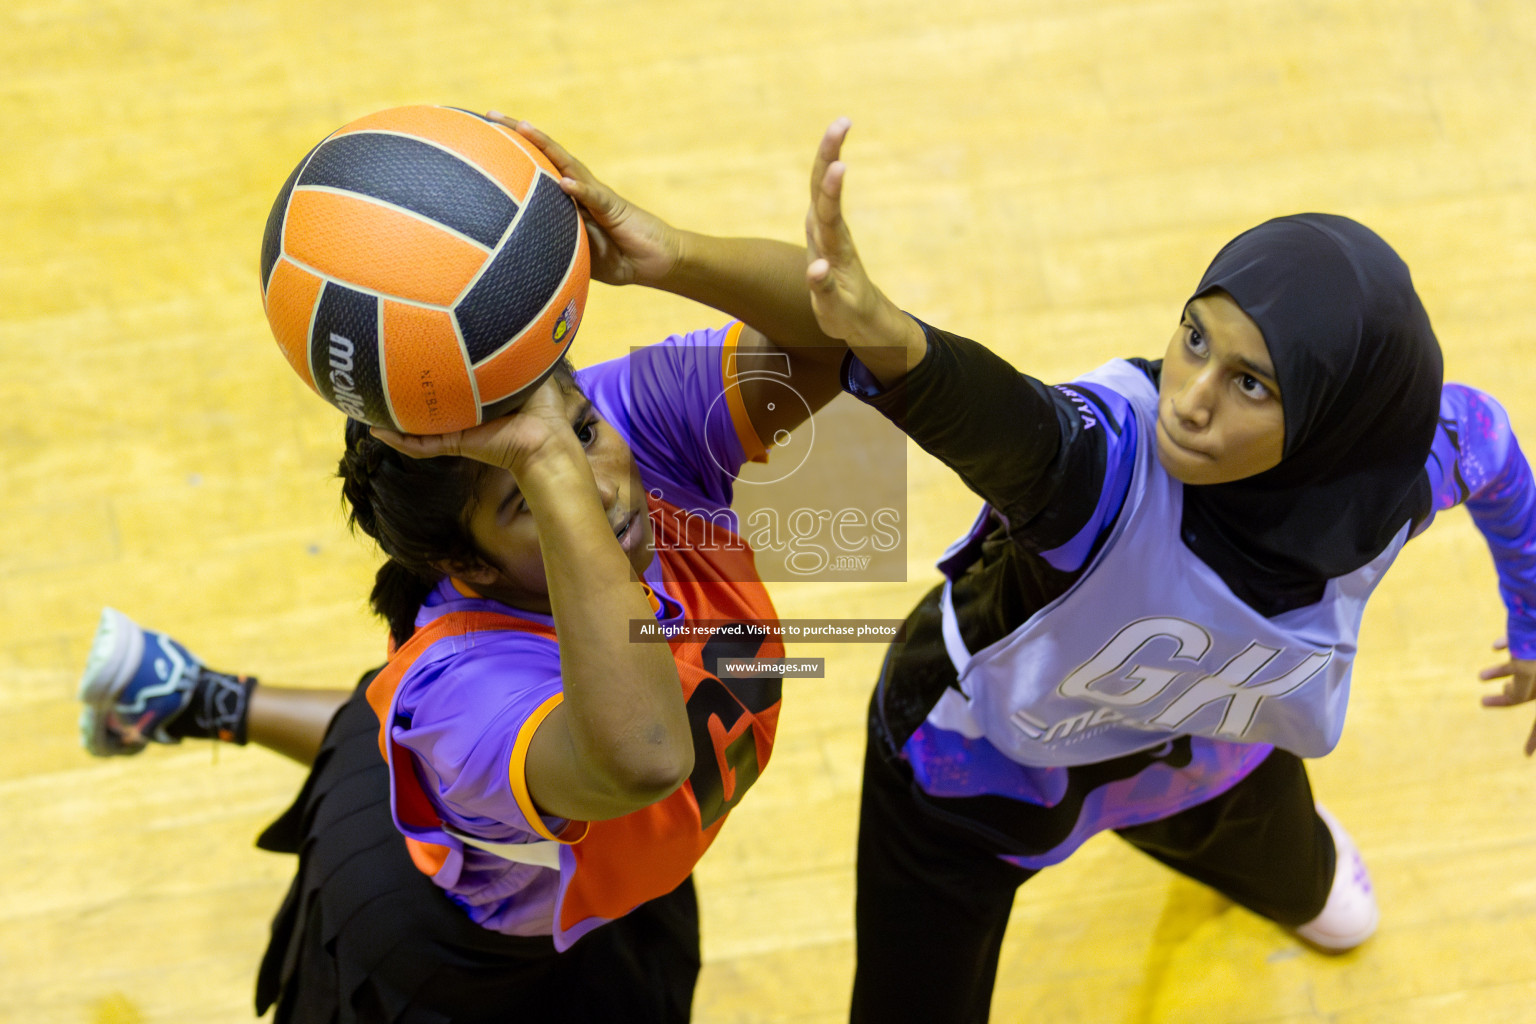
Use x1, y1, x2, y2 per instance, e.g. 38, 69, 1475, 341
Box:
77, 607, 201, 756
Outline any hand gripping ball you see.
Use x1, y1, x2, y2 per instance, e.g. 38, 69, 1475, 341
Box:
259, 106, 590, 433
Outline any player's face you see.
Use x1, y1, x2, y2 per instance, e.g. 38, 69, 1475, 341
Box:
459, 384, 654, 613
1156, 291, 1286, 486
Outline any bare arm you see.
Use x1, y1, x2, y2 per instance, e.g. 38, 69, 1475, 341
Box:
661, 232, 846, 440
517, 452, 693, 818
502, 117, 845, 439
373, 382, 692, 821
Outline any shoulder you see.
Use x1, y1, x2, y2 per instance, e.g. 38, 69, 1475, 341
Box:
1061, 359, 1156, 419
396, 626, 561, 720
578, 322, 761, 511
389, 627, 563, 786
575, 323, 742, 421
1050, 359, 1152, 461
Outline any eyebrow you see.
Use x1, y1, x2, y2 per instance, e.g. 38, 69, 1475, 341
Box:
1185, 303, 1280, 387
496, 395, 598, 516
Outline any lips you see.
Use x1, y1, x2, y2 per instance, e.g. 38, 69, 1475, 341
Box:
1157, 417, 1213, 460
612, 509, 643, 553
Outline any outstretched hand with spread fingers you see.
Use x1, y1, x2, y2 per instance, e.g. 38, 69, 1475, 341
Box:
1477, 637, 1536, 755
804, 118, 926, 382
488, 112, 680, 288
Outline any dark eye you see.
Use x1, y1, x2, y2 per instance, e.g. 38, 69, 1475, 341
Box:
1238, 375, 1270, 400
502, 489, 530, 518
575, 419, 598, 446
1185, 324, 1208, 357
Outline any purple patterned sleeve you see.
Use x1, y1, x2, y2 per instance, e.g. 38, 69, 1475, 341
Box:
1423, 384, 1536, 659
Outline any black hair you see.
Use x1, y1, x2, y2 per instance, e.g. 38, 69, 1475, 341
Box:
338, 358, 578, 647
338, 420, 486, 648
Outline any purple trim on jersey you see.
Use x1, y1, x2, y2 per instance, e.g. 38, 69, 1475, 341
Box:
1421, 383, 1536, 658
907, 722, 1068, 806
932, 381, 1140, 582
995, 739, 1271, 871
577, 324, 753, 521
1038, 382, 1139, 573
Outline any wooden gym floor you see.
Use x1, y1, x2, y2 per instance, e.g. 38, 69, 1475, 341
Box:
5, 1, 1536, 1020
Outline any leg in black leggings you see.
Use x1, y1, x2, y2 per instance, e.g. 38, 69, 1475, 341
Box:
852, 738, 1334, 1024
850, 732, 1033, 1024
1114, 749, 1333, 928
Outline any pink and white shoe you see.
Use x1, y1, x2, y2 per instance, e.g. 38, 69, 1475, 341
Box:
1294, 804, 1378, 952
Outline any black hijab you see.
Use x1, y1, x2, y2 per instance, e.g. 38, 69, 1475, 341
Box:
1166, 213, 1444, 616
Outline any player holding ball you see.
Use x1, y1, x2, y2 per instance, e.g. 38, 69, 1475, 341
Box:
78, 114, 850, 1023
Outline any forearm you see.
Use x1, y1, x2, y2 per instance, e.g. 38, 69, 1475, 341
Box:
1433, 384, 1536, 658
525, 464, 692, 805
654, 233, 841, 358
1467, 449, 1536, 660
661, 232, 925, 383
849, 322, 1072, 523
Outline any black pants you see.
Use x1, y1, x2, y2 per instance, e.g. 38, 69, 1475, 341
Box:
256, 671, 701, 1024
850, 707, 1334, 1024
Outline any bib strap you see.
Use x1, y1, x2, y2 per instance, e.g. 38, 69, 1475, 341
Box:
939, 579, 972, 678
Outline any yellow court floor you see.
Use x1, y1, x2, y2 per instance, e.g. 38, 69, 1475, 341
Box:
5, 1, 1536, 1021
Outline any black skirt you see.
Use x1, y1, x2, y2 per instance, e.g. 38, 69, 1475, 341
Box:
254, 671, 701, 1024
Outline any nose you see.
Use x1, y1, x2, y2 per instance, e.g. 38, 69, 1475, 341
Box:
592, 469, 621, 513
1171, 367, 1217, 429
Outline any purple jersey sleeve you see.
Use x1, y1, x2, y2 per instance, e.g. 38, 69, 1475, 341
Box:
392, 630, 567, 841
577, 323, 764, 516
1421, 383, 1536, 659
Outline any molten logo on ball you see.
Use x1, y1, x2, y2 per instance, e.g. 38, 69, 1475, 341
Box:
326, 333, 368, 421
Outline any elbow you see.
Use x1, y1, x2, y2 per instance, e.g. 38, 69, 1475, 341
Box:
595, 733, 695, 811
622, 760, 693, 807
626, 738, 696, 803
611, 694, 696, 803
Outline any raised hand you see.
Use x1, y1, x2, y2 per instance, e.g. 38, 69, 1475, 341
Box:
488, 113, 680, 288
370, 376, 585, 484
804, 118, 926, 382
1476, 637, 1536, 755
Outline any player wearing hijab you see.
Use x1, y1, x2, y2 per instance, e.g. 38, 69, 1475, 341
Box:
802, 118, 1536, 1023
75, 120, 847, 1023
